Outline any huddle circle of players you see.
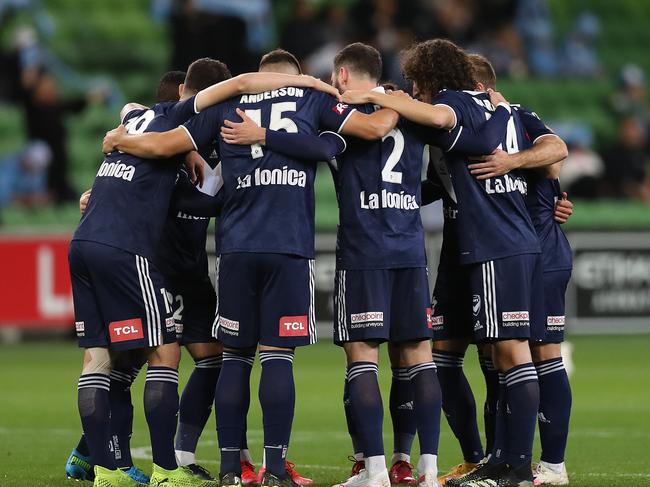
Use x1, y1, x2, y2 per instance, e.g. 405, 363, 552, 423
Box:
67, 39, 574, 487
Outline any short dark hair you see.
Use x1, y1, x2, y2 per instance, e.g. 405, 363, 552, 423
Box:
156, 70, 186, 102
184, 58, 232, 93
334, 42, 382, 82
468, 54, 496, 90
401, 39, 476, 98
259, 49, 302, 74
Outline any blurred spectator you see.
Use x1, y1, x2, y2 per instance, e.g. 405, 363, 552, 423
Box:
556, 123, 605, 198
0, 141, 52, 212
20, 68, 94, 203
610, 64, 650, 121
602, 117, 650, 201
280, 0, 326, 63
562, 11, 601, 77
516, 0, 558, 77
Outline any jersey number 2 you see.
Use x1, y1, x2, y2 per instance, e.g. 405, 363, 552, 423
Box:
381, 128, 405, 184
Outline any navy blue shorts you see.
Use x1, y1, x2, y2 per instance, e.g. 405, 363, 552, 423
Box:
213, 253, 316, 349
165, 275, 217, 345
468, 253, 544, 342
333, 267, 432, 345
431, 260, 474, 342
69, 240, 176, 351
541, 269, 571, 343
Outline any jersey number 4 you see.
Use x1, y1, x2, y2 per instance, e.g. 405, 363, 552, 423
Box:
245, 102, 298, 159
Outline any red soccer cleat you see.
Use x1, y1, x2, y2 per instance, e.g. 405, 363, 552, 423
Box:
241, 460, 258, 485
349, 456, 365, 477
257, 461, 313, 486
389, 460, 417, 485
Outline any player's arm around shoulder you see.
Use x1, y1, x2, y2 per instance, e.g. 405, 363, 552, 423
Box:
342, 89, 456, 131
102, 125, 193, 159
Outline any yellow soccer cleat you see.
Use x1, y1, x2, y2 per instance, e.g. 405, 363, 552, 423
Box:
93, 465, 140, 487
149, 463, 219, 487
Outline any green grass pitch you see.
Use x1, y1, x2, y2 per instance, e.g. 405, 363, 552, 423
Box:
1, 335, 649, 486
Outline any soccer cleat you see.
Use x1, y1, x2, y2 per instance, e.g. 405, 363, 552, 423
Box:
445, 461, 498, 487
437, 463, 479, 485
66, 449, 95, 481
349, 456, 365, 477
257, 461, 312, 486
260, 472, 299, 487
457, 463, 533, 487
418, 472, 442, 487
333, 468, 390, 487
285, 461, 313, 485
123, 465, 150, 484
220, 472, 243, 487
533, 462, 569, 486
92, 466, 139, 487
241, 461, 258, 485
389, 461, 417, 485
149, 463, 219, 486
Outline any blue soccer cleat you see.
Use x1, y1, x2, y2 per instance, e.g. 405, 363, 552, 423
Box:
66, 448, 95, 481
123, 465, 150, 485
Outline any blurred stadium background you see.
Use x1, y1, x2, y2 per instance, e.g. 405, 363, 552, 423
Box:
0, 1, 649, 486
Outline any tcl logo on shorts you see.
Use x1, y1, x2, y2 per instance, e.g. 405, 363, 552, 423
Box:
279, 316, 308, 337
426, 308, 433, 328
502, 311, 529, 322
109, 318, 144, 343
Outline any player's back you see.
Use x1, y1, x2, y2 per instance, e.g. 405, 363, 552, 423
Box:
433, 90, 541, 265
210, 88, 344, 259
333, 105, 426, 270
73, 98, 197, 262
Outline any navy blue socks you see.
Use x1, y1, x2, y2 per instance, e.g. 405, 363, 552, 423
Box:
504, 363, 540, 469
479, 355, 500, 455
389, 367, 416, 460
347, 362, 384, 458
175, 354, 222, 465
433, 351, 484, 463
344, 375, 363, 458
215, 351, 254, 476
408, 362, 442, 458
78, 373, 114, 469
144, 366, 179, 470
536, 358, 572, 464
259, 350, 296, 479
108, 366, 140, 468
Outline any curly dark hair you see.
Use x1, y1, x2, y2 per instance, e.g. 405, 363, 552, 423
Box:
401, 39, 476, 99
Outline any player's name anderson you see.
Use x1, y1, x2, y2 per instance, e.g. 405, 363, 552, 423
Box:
239, 87, 305, 103
360, 190, 419, 210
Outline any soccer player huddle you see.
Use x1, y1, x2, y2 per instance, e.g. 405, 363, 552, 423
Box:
66, 38, 575, 487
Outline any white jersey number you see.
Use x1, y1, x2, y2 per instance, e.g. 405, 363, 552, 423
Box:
245, 102, 298, 159
124, 110, 155, 134
381, 128, 405, 184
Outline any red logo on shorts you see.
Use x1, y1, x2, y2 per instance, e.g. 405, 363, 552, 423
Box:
109, 318, 144, 343
279, 316, 309, 337
426, 308, 433, 328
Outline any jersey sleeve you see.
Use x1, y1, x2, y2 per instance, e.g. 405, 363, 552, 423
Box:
516, 106, 555, 143
314, 92, 357, 133
182, 103, 224, 150
265, 130, 346, 162
166, 95, 199, 125
431, 90, 464, 130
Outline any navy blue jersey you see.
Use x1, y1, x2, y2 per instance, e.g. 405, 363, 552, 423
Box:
73, 97, 197, 261
183, 88, 351, 258
156, 142, 223, 280
432, 90, 541, 264
332, 102, 428, 270
516, 106, 573, 272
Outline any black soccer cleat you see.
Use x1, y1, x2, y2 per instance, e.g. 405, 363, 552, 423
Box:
260, 472, 299, 487
220, 472, 243, 487
458, 463, 533, 487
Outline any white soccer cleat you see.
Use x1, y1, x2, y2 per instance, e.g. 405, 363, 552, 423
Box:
533, 461, 569, 485
332, 468, 390, 487
418, 471, 442, 487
